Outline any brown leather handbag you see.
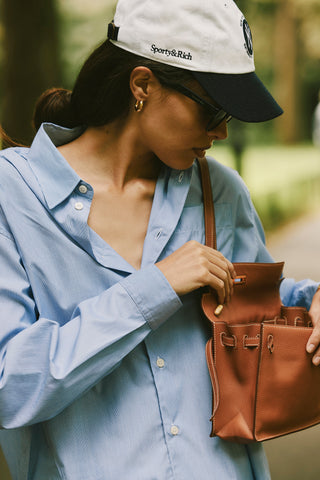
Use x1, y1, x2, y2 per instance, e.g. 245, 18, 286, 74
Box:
198, 157, 320, 443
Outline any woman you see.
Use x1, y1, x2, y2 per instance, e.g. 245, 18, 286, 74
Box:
1, 0, 320, 479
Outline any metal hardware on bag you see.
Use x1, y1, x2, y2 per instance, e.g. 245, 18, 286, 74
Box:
214, 304, 224, 317
267, 334, 274, 353
233, 275, 246, 286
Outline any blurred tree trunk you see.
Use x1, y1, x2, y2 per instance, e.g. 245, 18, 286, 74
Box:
1, 0, 61, 145
273, 0, 300, 143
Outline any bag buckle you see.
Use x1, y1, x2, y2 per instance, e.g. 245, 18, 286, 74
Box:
233, 275, 246, 286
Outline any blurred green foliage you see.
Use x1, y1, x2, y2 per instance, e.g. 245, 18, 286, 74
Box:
211, 142, 320, 231
58, 0, 117, 88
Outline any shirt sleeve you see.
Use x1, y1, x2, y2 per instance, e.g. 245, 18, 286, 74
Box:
280, 278, 319, 310
0, 230, 182, 429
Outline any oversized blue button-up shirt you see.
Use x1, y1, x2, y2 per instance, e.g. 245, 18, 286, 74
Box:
0, 124, 317, 480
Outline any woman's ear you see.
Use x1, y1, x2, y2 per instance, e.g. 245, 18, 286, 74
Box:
130, 67, 157, 102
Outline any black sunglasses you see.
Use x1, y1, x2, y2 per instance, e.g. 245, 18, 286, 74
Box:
168, 84, 232, 131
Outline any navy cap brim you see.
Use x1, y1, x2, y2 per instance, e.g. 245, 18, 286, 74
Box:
191, 71, 283, 122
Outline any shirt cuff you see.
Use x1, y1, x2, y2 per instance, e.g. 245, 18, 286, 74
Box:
120, 264, 182, 330
280, 278, 320, 310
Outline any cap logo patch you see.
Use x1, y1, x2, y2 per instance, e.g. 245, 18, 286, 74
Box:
241, 17, 253, 58
151, 44, 192, 61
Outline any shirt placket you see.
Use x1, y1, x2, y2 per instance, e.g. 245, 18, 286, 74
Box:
141, 167, 193, 477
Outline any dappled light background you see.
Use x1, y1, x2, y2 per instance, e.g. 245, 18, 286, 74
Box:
0, 0, 320, 478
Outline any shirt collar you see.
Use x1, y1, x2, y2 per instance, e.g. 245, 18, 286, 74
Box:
27, 123, 85, 209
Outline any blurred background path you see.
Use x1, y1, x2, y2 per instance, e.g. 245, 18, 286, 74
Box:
265, 210, 320, 480
267, 210, 320, 280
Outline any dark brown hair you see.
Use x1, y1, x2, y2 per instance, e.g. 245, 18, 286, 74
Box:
1, 40, 192, 148
32, 88, 77, 131
69, 40, 192, 127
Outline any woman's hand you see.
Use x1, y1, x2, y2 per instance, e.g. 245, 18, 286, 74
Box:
307, 287, 320, 365
156, 240, 236, 304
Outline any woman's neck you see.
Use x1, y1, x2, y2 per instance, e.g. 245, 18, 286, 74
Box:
57, 122, 161, 191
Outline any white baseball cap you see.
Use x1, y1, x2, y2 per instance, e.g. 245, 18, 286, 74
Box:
107, 0, 283, 122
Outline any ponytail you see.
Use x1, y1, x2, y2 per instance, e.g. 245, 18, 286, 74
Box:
32, 87, 79, 131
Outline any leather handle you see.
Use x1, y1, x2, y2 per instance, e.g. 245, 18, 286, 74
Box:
198, 158, 217, 250
199, 159, 220, 435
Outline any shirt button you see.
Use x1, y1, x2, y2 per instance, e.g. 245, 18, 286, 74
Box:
155, 229, 162, 239
156, 357, 165, 368
74, 202, 84, 211
170, 425, 179, 436
79, 184, 88, 194
178, 172, 184, 183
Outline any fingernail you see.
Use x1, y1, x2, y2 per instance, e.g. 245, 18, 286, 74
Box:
313, 356, 320, 366
307, 344, 315, 353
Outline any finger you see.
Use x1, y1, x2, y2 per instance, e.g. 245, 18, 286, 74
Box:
214, 259, 234, 302
306, 322, 320, 355
206, 248, 236, 287
192, 243, 234, 302
220, 258, 235, 302
311, 346, 320, 366
209, 268, 231, 303
209, 277, 226, 305
227, 262, 236, 299
227, 260, 237, 280
207, 264, 230, 304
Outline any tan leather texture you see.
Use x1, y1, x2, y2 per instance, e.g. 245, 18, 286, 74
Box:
203, 263, 320, 443
198, 157, 320, 443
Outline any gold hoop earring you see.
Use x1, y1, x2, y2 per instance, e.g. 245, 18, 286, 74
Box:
134, 100, 144, 112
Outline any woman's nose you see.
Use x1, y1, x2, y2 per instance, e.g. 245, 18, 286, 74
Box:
207, 119, 228, 141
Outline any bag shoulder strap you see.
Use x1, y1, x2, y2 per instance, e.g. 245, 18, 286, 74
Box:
198, 157, 217, 250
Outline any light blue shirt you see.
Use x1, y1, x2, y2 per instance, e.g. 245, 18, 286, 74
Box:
0, 124, 317, 480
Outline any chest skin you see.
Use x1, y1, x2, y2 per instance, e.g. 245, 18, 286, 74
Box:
87, 178, 156, 270
57, 136, 160, 271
